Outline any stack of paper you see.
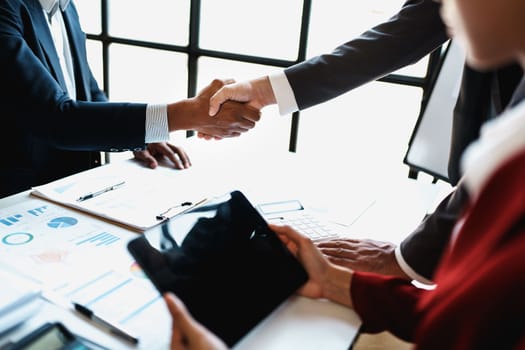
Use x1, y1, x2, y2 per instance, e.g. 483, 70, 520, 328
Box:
0, 267, 42, 333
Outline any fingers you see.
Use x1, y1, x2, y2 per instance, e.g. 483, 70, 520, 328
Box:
320, 248, 360, 267
164, 143, 191, 169
241, 104, 262, 123
317, 240, 366, 262
215, 102, 260, 128
164, 292, 192, 350
209, 77, 272, 116
164, 293, 228, 350
208, 80, 252, 117
199, 78, 236, 102
197, 132, 219, 140
270, 223, 306, 241
152, 143, 182, 169
196, 105, 261, 139
197, 132, 224, 141
173, 145, 192, 168
209, 85, 235, 117
316, 238, 361, 248
140, 143, 193, 169
133, 150, 158, 169
269, 224, 312, 254
315, 238, 399, 275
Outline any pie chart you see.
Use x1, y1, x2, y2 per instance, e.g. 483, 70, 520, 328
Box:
47, 217, 78, 229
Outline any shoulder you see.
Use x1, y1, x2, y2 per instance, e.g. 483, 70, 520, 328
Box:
461, 100, 525, 199
0, 0, 34, 13
0, 0, 40, 27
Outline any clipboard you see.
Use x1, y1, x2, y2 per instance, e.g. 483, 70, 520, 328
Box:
30, 160, 209, 232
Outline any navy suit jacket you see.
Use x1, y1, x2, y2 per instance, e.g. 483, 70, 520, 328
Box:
0, 0, 148, 197
284, 0, 523, 279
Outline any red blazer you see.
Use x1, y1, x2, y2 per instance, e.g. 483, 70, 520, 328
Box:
351, 149, 525, 349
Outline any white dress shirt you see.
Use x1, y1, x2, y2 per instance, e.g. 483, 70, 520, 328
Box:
39, 0, 169, 144
41, 0, 76, 100
268, 72, 299, 116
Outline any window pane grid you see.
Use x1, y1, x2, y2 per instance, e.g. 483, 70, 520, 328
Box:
78, 0, 440, 156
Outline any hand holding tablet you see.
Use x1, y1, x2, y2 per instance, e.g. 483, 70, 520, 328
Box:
127, 191, 308, 347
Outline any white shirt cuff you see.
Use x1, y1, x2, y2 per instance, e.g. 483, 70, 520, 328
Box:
394, 245, 435, 286
145, 104, 170, 143
268, 72, 299, 116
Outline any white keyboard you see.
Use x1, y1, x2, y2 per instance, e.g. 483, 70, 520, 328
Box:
264, 211, 341, 241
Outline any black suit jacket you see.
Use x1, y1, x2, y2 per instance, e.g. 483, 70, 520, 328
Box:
0, 0, 148, 197
284, 0, 523, 280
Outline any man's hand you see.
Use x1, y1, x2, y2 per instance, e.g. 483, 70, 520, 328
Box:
208, 76, 276, 117
195, 76, 275, 140
133, 142, 191, 169
316, 238, 409, 279
167, 79, 261, 140
164, 293, 227, 350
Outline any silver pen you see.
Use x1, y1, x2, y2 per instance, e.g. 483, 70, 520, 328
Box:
77, 181, 126, 202
73, 302, 139, 345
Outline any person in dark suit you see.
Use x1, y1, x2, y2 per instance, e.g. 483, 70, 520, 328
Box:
0, 0, 260, 198
205, 0, 524, 284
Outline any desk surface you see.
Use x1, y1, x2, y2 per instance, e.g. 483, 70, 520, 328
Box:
0, 137, 448, 349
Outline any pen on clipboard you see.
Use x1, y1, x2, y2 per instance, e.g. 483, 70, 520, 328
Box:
73, 302, 139, 345
156, 198, 208, 220
76, 181, 126, 202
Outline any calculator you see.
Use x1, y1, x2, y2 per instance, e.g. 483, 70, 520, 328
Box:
6, 322, 92, 350
257, 200, 342, 241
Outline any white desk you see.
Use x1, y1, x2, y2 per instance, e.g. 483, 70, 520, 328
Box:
0, 137, 448, 349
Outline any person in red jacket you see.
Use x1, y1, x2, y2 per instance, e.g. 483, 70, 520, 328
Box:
165, 110, 525, 350
162, 0, 525, 348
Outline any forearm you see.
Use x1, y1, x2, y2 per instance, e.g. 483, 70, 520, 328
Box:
50, 100, 147, 150
286, 0, 447, 110
249, 76, 277, 108
167, 99, 194, 132
351, 272, 424, 341
322, 265, 354, 308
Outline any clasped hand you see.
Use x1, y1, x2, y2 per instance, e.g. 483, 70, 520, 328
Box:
184, 79, 261, 140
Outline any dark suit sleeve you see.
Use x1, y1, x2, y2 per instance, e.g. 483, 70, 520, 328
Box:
285, 0, 448, 110
399, 186, 469, 281
0, 1, 146, 151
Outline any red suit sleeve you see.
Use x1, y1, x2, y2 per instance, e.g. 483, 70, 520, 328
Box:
351, 271, 427, 342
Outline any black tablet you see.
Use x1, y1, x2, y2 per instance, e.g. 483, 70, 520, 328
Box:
127, 191, 308, 347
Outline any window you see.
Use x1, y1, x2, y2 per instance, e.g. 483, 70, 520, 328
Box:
75, 0, 441, 177
200, 0, 303, 61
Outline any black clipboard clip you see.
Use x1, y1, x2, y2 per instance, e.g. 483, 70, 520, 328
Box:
155, 198, 208, 221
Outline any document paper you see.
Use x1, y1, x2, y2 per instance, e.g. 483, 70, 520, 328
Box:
31, 160, 208, 231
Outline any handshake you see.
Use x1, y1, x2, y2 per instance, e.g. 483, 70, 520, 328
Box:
166, 76, 276, 140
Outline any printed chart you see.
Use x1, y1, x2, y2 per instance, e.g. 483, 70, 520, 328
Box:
47, 217, 78, 229
0, 198, 134, 287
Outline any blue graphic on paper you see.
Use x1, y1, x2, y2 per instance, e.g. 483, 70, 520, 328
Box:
2, 232, 34, 245
47, 217, 78, 229
27, 206, 48, 217
76, 232, 121, 247
0, 214, 22, 227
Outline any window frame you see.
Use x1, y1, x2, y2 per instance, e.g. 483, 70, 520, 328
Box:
86, 0, 444, 152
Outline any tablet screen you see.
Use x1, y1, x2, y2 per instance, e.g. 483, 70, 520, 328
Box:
127, 191, 308, 347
